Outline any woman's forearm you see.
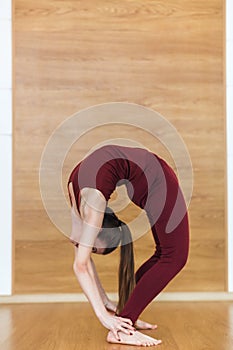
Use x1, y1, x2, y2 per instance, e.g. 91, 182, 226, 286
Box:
74, 259, 135, 337
90, 259, 117, 312
74, 258, 108, 321
90, 258, 110, 306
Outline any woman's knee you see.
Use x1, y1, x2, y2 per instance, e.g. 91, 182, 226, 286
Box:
172, 246, 189, 273
168, 229, 189, 272
160, 241, 189, 274
176, 251, 188, 270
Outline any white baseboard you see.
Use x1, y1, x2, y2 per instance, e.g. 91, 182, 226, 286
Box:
0, 292, 233, 304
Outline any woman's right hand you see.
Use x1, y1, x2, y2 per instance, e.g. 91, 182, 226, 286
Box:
100, 312, 135, 341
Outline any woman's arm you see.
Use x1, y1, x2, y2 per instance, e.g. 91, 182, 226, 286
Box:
73, 246, 135, 340
90, 258, 117, 313
68, 183, 134, 339
73, 213, 134, 339
73, 246, 108, 319
71, 184, 109, 319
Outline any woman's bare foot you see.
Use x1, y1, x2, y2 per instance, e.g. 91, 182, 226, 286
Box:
107, 330, 162, 346
135, 319, 158, 330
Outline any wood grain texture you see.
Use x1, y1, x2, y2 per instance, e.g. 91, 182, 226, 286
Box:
0, 302, 233, 350
14, 0, 226, 293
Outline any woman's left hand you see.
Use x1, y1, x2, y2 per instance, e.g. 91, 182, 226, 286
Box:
105, 300, 117, 313
105, 300, 157, 330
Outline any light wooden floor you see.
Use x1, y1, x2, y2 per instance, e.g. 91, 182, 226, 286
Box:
0, 302, 232, 350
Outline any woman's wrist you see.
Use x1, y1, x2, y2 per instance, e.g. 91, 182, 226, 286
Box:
103, 299, 110, 307
104, 299, 117, 313
97, 309, 109, 325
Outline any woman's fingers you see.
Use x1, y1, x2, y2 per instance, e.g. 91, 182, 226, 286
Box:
102, 313, 135, 339
112, 325, 131, 340
118, 317, 133, 325
112, 329, 121, 341
118, 326, 133, 335
115, 319, 135, 335
118, 317, 134, 330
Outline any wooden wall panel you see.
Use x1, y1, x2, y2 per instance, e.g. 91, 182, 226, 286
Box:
14, 0, 225, 293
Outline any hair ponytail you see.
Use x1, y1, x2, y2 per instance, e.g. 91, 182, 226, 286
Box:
116, 221, 135, 314
98, 208, 136, 314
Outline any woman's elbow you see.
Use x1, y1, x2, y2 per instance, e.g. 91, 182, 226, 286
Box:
73, 261, 88, 274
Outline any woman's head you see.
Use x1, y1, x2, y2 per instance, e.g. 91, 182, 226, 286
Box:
97, 207, 135, 314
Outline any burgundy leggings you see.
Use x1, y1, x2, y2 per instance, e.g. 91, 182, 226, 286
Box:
118, 161, 190, 324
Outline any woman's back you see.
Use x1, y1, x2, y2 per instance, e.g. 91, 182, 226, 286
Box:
68, 145, 166, 210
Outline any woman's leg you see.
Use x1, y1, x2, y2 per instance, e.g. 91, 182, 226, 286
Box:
135, 232, 161, 284
118, 214, 189, 324
135, 253, 160, 284
118, 158, 190, 325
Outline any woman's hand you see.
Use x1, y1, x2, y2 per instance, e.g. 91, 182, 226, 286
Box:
104, 299, 117, 313
100, 312, 135, 341
104, 300, 157, 331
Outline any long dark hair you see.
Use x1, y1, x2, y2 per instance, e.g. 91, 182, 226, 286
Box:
98, 208, 135, 314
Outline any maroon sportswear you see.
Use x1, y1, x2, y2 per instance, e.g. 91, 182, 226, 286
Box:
67, 145, 189, 324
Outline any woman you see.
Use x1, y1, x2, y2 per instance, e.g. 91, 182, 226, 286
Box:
67, 145, 189, 346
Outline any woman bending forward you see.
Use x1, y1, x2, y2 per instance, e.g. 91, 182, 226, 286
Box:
67, 145, 189, 346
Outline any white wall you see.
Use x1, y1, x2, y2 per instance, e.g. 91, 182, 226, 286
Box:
226, 0, 233, 292
0, 0, 13, 295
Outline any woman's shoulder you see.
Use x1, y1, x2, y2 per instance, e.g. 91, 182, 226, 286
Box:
80, 187, 107, 215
